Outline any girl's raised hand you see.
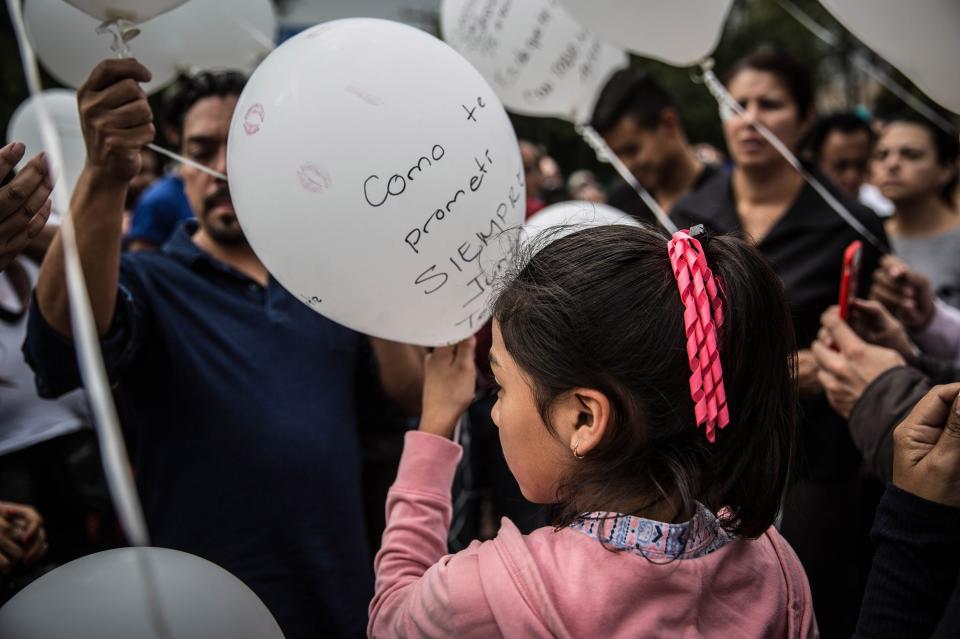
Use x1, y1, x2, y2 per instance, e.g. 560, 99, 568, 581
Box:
418, 337, 477, 439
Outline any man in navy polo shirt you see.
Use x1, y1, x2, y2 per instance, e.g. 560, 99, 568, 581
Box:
25, 59, 423, 638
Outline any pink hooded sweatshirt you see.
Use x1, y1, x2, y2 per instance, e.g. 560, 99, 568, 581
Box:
370, 432, 818, 638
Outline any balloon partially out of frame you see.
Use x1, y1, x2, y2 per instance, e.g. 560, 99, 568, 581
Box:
63, 0, 188, 23
25, 0, 276, 95
819, 0, 960, 114
558, 0, 734, 67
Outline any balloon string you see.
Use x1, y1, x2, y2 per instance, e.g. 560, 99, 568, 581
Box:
849, 56, 956, 136
96, 17, 138, 58
575, 123, 678, 234
775, 0, 956, 135
7, 2, 170, 637
98, 30, 229, 181
6, 0, 150, 548
214, 3, 276, 53
146, 143, 227, 180
696, 62, 887, 254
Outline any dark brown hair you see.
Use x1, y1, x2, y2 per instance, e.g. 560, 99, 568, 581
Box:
493, 224, 797, 539
882, 112, 960, 206
725, 51, 814, 122
590, 69, 681, 135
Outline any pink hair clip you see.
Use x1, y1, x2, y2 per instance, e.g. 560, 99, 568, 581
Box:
667, 225, 730, 443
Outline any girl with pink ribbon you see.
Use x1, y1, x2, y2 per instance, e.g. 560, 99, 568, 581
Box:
369, 224, 816, 638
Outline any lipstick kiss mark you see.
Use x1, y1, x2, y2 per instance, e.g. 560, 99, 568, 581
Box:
298, 163, 332, 193
243, 104, 265, 135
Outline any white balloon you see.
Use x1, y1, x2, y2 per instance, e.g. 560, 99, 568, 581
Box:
25, 0, 276, 95
63, 0, 188, 23
558, 0, 734, 67
819, 0, 960, 114
523, 200, 639, 248
0, 547, 282, 638
227, 19, 525, 346
441, 0, 628, 122
6, 89, 85, 214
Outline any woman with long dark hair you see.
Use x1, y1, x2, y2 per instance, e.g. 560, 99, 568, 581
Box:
671, 51, 889, 637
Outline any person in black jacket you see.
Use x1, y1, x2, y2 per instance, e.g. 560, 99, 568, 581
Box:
671, 50, 888, 637
854, 383, 960, 639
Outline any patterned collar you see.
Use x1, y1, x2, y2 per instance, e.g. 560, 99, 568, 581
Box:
570, 503, 733, 560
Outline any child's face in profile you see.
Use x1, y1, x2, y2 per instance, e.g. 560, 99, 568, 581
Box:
489, 321, 572, 503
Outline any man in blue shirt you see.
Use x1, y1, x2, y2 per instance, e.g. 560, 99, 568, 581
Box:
126, 171, 193, 251
25, 59, 423, 638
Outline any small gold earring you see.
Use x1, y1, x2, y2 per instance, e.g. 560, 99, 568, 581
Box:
573, 441, 585, 460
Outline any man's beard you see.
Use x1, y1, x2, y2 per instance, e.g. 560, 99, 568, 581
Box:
203, 217, 247, 246
201, 183, 247, 246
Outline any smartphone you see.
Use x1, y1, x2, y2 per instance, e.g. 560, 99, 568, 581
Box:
838, 240, 863, 321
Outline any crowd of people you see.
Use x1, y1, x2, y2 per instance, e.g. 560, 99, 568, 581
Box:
0, 39, 957, 639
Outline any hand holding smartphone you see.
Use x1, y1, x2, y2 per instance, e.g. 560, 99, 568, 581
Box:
838, 240, 863, 321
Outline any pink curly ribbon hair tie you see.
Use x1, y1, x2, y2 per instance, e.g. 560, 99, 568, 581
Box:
667, 225, 730, 443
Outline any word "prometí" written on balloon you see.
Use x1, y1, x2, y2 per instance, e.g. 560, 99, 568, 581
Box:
403, 148, 500, 255
411, 168, 524, 295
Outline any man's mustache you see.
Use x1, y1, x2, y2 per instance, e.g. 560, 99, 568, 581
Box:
204, 185, 232, 212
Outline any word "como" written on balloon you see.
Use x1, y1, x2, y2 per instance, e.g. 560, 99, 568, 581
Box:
362, 144, 447, 208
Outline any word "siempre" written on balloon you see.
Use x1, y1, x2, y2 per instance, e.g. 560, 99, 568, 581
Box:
354, 91, 525, 337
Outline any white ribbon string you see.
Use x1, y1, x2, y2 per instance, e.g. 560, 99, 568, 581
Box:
7, 1, 170, 636
146, 143, 226, 180
697, 63, 887, 253
214, 4, 277, 53
575, 123, 678, 234
6, 0, 149, 550
97, 21, 229, 182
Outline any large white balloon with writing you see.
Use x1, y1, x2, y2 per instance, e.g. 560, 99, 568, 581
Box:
819, 0, 960, 114
25, 0, 276, 95
558, 0, 733, 67
523, 200, 639, 248
228, 19, 525, 346
63, 0, 188, 22
6, 90, 85, 215
441, 0, 627, 122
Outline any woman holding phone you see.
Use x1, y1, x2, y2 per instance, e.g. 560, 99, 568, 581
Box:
671, 50, 888, 637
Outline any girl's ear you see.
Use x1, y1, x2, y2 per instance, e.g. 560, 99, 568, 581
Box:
552, 388, 611, 459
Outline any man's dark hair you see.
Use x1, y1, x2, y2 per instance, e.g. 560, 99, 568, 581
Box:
590, 69, 680, 135
802, 111, 875, 160
494, 224, 797, 543
725, 51, 814, 121
164, 70, 248, 142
